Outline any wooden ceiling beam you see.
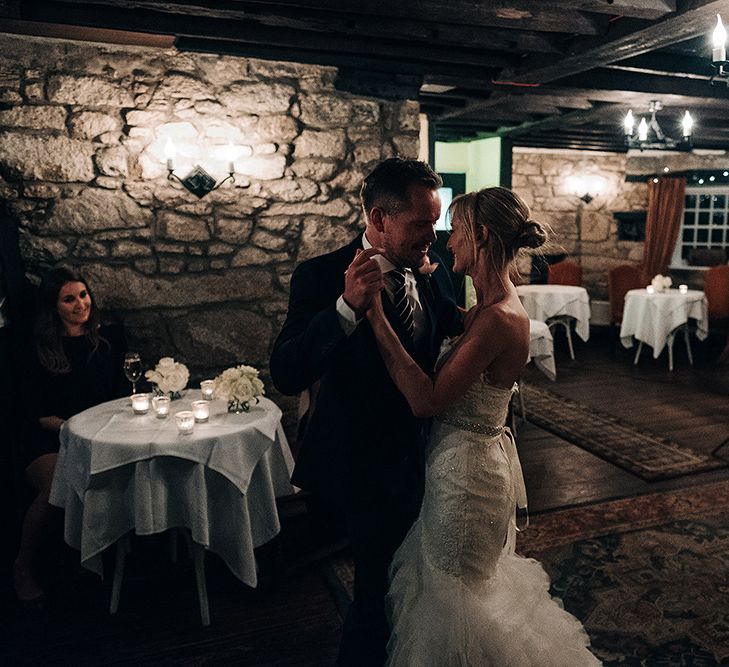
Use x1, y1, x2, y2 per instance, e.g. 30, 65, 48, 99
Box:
439, 0, 727, 121
95, 0, 606, 35
28, 0, 569, 54
20, 3, 518, 69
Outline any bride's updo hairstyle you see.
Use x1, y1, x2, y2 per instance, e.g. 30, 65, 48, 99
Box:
449, 186, 547, 272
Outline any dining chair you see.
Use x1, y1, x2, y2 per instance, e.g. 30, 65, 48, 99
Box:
547, 259, 583, 286
704, 264, 729, 322
545, 260, 583, 359
607, 264, 643, 351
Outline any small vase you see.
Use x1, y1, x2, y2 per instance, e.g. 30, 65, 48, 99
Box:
154, 387, 183, 400
227, 398, 250, 414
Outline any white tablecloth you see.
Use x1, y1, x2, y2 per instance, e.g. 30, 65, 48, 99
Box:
516, 284, 591, 341
528, 319, 556, 381
49, 392, 295, 587
619, 288, 709, 358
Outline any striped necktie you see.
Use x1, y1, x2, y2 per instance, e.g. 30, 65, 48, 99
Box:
389, 268, 414, 338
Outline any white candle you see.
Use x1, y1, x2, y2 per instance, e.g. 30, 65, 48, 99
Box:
192, 400, 209, 423
679, 284, 688, 294
200, 380, 215, 400
713, 14, 727, 63
131, 393, 150, 415
152, 395, 170, 418
646, 285, 655, 294
175, 410, 195, 434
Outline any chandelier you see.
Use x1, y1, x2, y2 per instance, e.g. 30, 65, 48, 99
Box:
711, 14, 728, 86
622, 101, 693, 151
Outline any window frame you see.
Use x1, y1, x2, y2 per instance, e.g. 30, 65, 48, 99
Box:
670, 185, 729, 269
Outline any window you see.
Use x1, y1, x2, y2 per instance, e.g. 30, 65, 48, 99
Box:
671, 185, 729, 267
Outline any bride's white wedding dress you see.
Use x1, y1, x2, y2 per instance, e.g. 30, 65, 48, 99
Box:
386, 340, 600, 666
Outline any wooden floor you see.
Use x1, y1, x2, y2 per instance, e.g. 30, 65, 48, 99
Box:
2, 326, 728, 666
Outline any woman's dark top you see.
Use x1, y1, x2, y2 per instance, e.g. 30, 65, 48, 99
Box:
23, 324, 127, 468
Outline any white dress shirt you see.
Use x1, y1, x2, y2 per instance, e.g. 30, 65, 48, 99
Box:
336, 233, 426, 339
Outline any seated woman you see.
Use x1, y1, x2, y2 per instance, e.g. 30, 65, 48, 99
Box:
13, 267, 126, 606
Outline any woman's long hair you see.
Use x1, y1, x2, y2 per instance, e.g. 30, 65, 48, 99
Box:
35, 267, 103, 374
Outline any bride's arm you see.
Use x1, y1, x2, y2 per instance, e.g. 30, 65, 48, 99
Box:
367, 295, 505, 418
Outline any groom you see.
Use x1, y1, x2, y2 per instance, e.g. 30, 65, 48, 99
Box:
270, 157, 462, 665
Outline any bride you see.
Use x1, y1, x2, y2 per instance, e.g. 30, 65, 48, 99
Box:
366, 187, 601, 666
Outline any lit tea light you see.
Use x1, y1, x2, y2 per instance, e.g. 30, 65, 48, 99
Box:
679, 284, 688, 294
152, 395, 170, 418
192, 400, 209, 423
131, 393, 150, 415
175, 410, 195, 434
200, 380, 215, 400
646, 285, 655, 294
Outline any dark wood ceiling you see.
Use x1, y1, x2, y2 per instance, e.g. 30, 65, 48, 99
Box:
3, 0, 729, 151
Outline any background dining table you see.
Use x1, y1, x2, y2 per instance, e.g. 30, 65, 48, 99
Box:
49, 390, 296, 624
619, 288, 709, 358
516, 284, 592, 342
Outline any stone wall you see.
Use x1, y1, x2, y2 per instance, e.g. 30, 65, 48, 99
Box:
512, 147, 729, 299
512, 148, 647, 299
0, 33, 420, 423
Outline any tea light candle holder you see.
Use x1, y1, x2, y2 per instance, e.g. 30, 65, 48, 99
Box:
646, 285, 655, 294
679, 284, 688, 294
131, 393, 151, 415
175, 410, 195, 434
192, 400, 209, 423
152, 395, 171, 418
200, 380, 215, 400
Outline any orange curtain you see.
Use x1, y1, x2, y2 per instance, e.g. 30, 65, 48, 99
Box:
641, 176, 686, 285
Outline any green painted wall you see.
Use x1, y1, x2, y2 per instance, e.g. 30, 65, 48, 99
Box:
434, 137, 501, 192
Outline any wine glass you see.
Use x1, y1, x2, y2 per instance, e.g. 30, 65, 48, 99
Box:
124, 352, 142, 394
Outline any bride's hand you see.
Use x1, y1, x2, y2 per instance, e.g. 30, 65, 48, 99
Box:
366, 291, 386, 324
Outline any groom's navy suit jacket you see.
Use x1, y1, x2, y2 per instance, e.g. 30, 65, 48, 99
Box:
270, 234, 461, 512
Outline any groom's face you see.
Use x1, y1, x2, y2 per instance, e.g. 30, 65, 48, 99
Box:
380, 184, 440, 269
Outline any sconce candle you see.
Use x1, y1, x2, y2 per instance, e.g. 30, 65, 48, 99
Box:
175, 410, 195, 434
152, 395, 171, 418
192, 400, 210, 423
131, 393, 151, 415
679, 284, 688, 294
200, 380, 215, 400
164, 138, 176, 171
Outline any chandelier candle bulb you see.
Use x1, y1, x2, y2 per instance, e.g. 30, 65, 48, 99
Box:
131, 393, 151, 415
682, 111, 694, 138
713, 14, 726, 63
192, 400, 209, 423
623, 110, 634, 136
200, 380, 215, 400
175, 411, 195, 434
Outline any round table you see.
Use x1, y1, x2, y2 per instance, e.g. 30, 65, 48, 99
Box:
49, 391, 295, 624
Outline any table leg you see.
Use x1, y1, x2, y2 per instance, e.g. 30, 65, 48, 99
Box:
110, 532, 130, 614
192, 542, 210, 627
634, 341, 643, 365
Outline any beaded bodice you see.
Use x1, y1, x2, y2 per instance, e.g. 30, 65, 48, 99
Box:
433, 337, 513, 436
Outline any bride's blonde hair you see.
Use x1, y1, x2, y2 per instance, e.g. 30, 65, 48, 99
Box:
448, 187, 547, 273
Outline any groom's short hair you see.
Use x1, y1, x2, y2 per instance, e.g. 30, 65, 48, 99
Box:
360, 158, 442, 219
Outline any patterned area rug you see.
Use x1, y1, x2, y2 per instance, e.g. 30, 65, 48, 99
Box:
518, 384, 726, 480
325, 480, 729, 666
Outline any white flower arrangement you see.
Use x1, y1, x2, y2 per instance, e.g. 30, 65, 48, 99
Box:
651, 274, 672, 293
145, 357, 190, 396
213, 364, 265, 413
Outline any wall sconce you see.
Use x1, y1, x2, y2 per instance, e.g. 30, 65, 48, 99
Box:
164, 139, 236, 198
711, 14, 728, 86
566, 175, 605, 204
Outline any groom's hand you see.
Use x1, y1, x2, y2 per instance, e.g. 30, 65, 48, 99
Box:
343, 247, 384, 318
